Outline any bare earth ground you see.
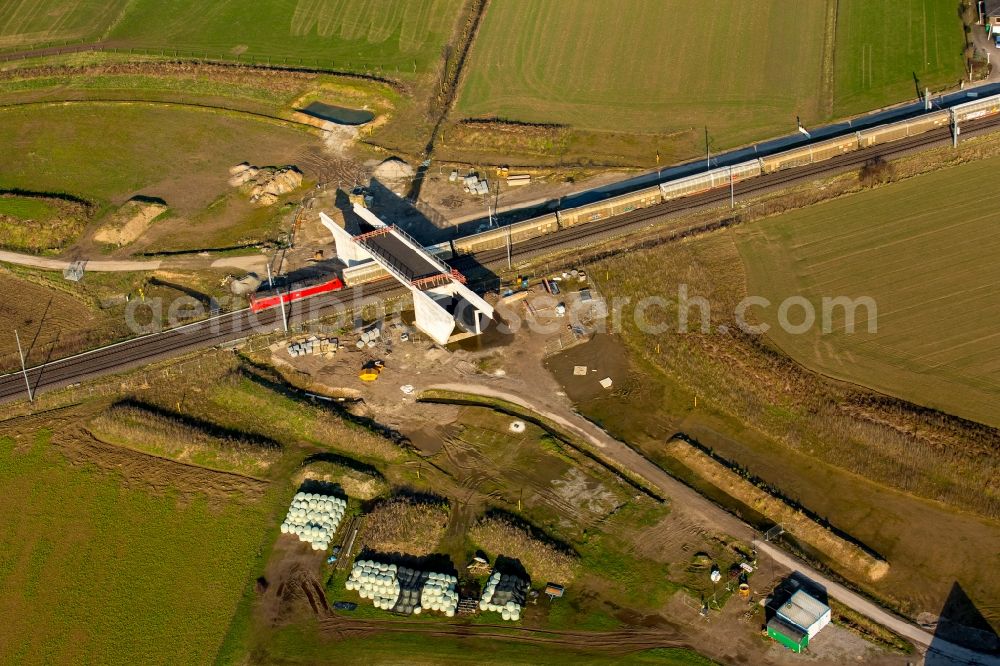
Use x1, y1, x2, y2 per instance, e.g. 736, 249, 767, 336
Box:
261, 289, 930, 661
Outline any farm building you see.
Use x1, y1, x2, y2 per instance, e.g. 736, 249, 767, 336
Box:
986, 0, 1000, 31
768, 588, 831, 652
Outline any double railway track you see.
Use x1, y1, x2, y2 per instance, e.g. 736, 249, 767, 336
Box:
2, 115, 998, 404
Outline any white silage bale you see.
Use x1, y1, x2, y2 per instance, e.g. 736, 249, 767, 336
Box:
502, 609, 511, 621
280, 522, 289, 534
506, 601, 516, 612
511, 610, 520, 622
446, 609, 455, 618
479, 600, 488, 611
413, 606, 421, 615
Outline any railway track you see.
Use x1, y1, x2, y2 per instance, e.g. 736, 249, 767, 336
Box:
2, 114, 999, 404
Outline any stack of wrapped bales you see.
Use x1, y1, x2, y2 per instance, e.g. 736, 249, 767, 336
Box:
479, 571, 527, 621
420, 572, 459, 617
279, 492, 347, 551
345, 560, 401, 610
346, 560, 459, 616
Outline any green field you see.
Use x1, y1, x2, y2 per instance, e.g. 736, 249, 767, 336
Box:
106, 0, 461, 75
0, 432, 268, 665
737, 157, 1000, 428
459, 0, 827, 144
0, 103, 315, 252
834, 0, 967, 117
456, 0, 965, 160
0, 0, 128, 51
0, 104, 310, 204
0, 195, 58, 220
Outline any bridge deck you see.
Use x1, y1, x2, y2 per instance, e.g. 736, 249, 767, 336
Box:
359, 231, 443, 282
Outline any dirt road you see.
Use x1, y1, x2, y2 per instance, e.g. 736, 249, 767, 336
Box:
423, 382, 996, 665
0, 250, 267, 273
756, 541, 996, 665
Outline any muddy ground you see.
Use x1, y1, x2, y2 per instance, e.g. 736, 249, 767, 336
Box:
259, 283, 908, 664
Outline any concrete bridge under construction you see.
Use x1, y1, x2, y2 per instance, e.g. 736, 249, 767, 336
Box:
320, 208, 494, 346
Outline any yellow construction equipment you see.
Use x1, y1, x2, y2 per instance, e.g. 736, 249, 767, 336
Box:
359, 360, 384, 382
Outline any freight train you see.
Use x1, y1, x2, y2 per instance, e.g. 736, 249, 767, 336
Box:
249, 276, 345, 313
435, 92, 1000, 260
331, 92, 1000, 288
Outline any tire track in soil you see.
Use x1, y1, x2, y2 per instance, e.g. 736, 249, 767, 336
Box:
317, 613, 693, 653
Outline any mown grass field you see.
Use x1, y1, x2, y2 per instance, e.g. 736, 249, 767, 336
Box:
0, 432, 268, 665
833, 0, 967, 117
107, 0, 461, 76
459, 0, 828, 145
0, 0, 127, 51
455, 0, 965, 164
0, 103, 314, 252
737, 156, 1000, 428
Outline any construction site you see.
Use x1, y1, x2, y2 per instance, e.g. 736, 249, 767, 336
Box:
2, 15, 999, 660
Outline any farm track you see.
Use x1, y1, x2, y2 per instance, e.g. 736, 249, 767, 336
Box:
317, 613, 692, 653
2, 113, 999, 404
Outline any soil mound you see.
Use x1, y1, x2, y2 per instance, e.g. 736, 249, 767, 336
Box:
229, 163, 303, 206
93, 198, 167, 246
372, 157, 414, 182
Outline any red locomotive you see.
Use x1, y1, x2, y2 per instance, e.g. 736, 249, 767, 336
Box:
249, 276, 345, 313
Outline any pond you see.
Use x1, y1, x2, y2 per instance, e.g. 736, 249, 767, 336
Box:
299, 101, 374, 126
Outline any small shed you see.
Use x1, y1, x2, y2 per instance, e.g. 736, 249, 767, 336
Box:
767, 616, 809, 653
777, 589, 831, 640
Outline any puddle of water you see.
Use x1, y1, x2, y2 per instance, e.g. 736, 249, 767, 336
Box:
300, 101, 374, 125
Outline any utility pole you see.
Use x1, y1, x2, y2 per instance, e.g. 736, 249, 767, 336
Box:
704, 127, 710, 169
278, 290, 289, 332
506, 224, 512, 270
266, 262, 274, 289
729, 166, 735, 209
14, 330, 32, 402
